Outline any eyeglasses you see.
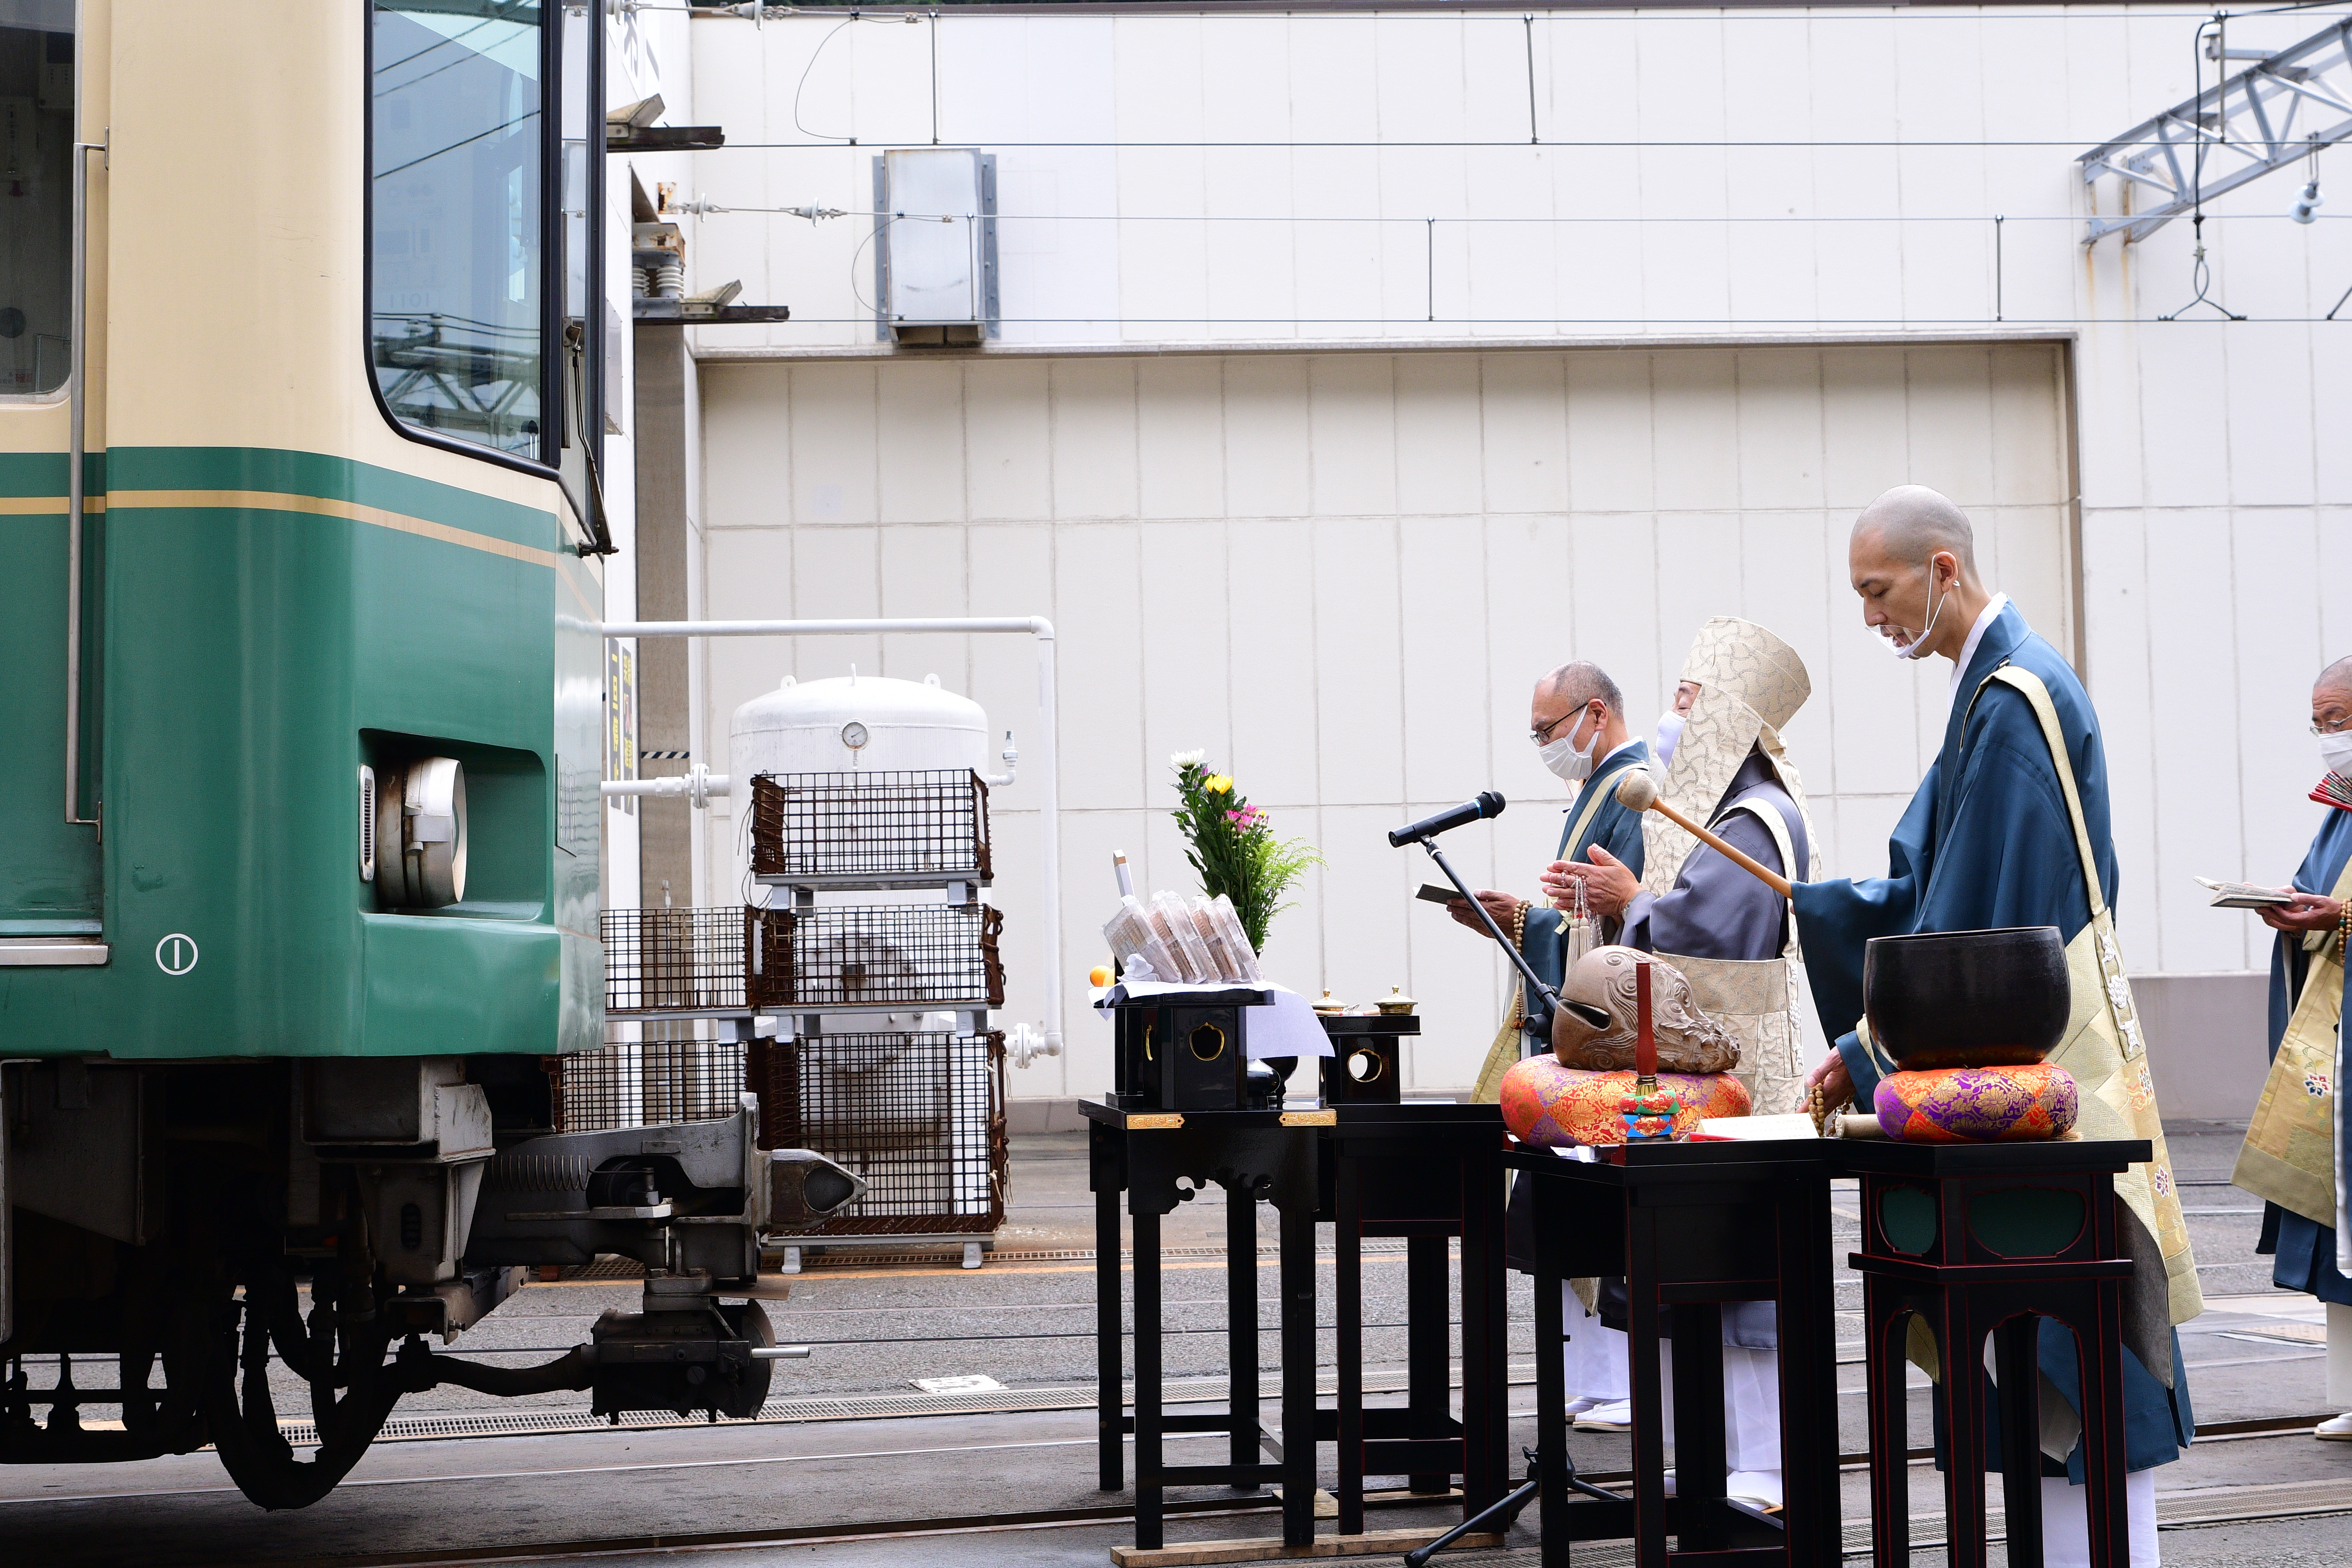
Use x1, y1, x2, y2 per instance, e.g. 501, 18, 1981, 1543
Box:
2313, 714, 2352, 736
1530, 705, 1591, 746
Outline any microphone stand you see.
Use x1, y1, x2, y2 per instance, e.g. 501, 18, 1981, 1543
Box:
1402, 830, 1588, 1567
1413, 837, 1560, 1014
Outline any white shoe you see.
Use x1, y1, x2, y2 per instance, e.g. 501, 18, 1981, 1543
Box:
1573, 1399, 1633, 1432
2316, 1412, 2352, 1440
1564, 1396, 1600, 1417
1659, 1470, 1780, 1511
1726, 1469, 1784, 1512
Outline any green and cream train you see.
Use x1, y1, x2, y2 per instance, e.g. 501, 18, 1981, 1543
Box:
0, 0, 844, 1507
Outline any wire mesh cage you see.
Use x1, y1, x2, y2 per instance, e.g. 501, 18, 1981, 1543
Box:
748, 770, 992, 886
745, 903, 1004, 1012
557, 1033, 747, 1133
750, 1030, 1006, 1236
602, 907, 789, 1015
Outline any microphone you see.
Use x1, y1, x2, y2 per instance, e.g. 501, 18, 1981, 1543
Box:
1387, 791, 1505, 847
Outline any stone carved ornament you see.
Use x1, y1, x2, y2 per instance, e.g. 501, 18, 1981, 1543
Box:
1551, 945, 1742, 1075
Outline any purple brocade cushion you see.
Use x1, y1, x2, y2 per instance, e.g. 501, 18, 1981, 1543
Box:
1872, 1063, 2079, 1143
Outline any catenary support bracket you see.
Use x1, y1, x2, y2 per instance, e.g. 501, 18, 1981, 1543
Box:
2078, 19, 2352, 244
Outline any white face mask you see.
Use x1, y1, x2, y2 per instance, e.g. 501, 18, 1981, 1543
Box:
1653, 711, 1686, 769
1878, 558, 1950, 661
1539, 711, 1600, 783
2321, 729, 2352, 777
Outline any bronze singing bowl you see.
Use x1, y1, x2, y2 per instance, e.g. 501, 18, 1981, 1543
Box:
1862, 926, 2070, 1070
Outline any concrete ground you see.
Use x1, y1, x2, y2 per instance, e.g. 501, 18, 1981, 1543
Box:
0, 1121, 2343, 1567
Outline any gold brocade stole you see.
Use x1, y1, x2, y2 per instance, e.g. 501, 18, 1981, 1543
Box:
2230, 854, 2352, 1230
1978, 665, 2203, 1332
1658, 797, 1812, 1117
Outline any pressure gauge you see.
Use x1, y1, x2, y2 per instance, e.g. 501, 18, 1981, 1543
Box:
840, 720, 869, 749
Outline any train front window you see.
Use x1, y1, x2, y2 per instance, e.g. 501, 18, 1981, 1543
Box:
370, 0, 546, 460
0, 5, 73, 398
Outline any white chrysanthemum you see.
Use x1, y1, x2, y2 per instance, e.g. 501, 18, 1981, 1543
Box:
1170, 749, 1206, 769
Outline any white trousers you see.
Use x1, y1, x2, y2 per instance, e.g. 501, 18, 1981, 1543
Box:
2037, 1468, 2158, 1568
2331, 1301, 2352, 1409
1655, 1343, 1784, 1506
1561, 1285, 1631, 1404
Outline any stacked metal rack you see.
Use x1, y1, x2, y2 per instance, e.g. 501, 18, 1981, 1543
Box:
744, 769, 1009, 1270
564, 905, 788, 1134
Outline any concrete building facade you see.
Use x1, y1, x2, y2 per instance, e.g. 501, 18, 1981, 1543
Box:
610, 3, 2351, 1112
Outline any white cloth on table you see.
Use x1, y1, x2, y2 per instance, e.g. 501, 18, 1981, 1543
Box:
2037, 1468, 2157, 1568
1560, 1284, 1630, 1405
1093, 980, 1333, 1058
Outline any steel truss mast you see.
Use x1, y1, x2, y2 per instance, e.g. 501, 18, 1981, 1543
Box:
2079, 19, 2352, 245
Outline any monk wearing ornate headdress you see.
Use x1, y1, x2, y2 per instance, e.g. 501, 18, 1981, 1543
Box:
1546, 617, 1823, 1505
1551, 615, 1825, 1116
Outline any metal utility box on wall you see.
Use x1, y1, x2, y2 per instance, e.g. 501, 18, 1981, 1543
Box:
873, 148, 998, 344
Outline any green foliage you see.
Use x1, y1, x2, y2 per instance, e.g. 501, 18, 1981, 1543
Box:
1168, 752, 1323, 954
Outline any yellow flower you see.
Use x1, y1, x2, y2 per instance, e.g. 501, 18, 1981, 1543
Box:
1206, 774, 1233, 794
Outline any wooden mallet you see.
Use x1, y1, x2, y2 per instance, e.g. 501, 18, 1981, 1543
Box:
1612, 768, 1793, 899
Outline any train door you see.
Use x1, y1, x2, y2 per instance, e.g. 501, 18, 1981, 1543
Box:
0, 0, 103, 968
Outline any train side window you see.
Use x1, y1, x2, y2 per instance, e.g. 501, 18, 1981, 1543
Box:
0, 10, 74, 399
369, 0, 548, 461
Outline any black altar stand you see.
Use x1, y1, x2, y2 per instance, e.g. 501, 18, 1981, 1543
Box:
1084, 1099, 1327, 1552
1507, 1139, 1841, 1568
1836, 1138, 2148, 1568
1316, 1102, 1511, 1537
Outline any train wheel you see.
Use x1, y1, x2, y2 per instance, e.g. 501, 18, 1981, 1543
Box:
722, 1299, 776, 1413
202, 1256, 403, 1510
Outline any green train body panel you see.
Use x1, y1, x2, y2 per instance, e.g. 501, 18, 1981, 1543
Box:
0, 446, 603, 1060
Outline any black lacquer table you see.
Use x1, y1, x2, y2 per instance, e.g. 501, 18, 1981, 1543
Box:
1084, 1100, 1326, 1550
1835, 1137, 2147, 1568
1316, 1102, 1510, 1535
1508, 1138, 1842, 1568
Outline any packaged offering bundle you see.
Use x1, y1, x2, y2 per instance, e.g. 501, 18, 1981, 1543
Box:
1101, 891, 1262, 985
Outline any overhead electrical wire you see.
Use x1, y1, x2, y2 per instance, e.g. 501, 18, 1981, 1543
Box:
660, 3, 2352, 23
700, 313, 2352, 322
701, 136, 2344, 149
679, 206, 2333, 223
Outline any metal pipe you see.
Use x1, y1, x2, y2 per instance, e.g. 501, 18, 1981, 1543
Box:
602, 616, 1065, 1060
64, 67, 103, 830
601, 773, 731, 800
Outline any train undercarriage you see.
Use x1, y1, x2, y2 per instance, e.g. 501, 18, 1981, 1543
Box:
0, 1057, 860, 1508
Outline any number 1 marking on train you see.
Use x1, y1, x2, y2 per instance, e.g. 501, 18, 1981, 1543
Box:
156, 934, 199, 975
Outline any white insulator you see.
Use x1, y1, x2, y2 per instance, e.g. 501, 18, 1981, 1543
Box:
651, 259, 686, 299
1004, 1022, 1060, 1070
632, 264, 652, 297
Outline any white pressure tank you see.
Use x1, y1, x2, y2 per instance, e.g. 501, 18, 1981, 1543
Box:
727, 669, 1000, 1220
730, 670, 989, 778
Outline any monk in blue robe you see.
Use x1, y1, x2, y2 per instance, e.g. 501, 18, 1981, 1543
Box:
1794, 488, 2193, 1566
2249, 656, 2352, 1440
1457, 660, 1650, 1420
1453, 660, 1648, 1045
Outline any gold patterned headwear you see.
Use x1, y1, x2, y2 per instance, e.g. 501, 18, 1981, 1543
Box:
1679, 616, 1811, 733
1639, 617, 1821, 898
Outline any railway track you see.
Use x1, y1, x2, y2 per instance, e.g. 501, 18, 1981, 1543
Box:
15, 1416, 2336, 1568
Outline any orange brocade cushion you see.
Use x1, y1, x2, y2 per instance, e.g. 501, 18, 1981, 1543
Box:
1499, 1057, 1751, 1147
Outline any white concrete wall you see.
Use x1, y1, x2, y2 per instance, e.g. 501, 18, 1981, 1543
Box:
663, 5, 2350, 1094
691, 342, 2075, 1095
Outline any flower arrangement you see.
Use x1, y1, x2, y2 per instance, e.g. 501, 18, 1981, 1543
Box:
1169, 751, 1322, 955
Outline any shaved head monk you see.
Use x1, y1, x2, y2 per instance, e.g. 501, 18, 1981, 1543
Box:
1796, 486, 2198, 1566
